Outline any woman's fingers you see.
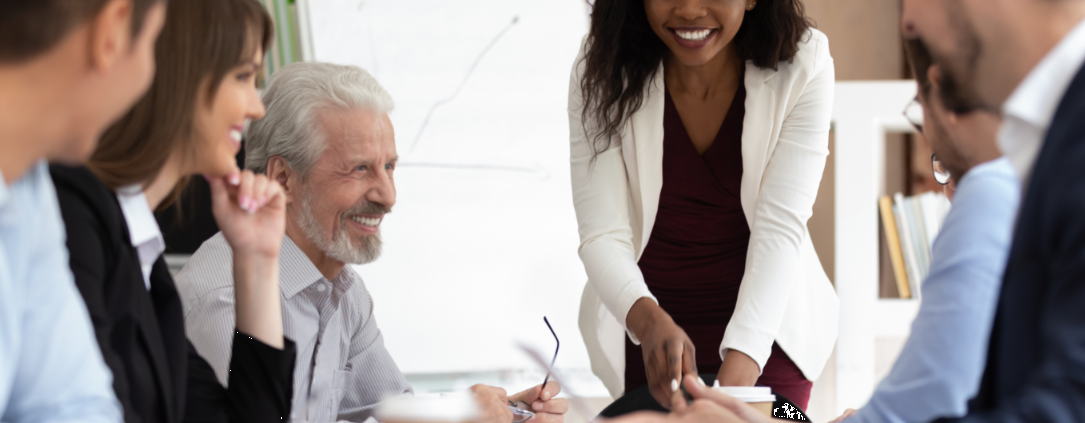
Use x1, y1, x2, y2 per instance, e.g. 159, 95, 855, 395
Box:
682, 340, 698, 377
236, 170, 255, 212
264, 177, 285, 208
666, 338, 685, 395
250, 173, 268, 210
647, 348, 672, 409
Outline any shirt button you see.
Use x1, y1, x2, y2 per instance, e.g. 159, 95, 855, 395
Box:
317, 284, 326, 292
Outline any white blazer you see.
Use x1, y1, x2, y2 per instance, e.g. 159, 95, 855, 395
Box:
569, 29, 839, 398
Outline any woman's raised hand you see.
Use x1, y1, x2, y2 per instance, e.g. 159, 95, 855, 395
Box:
205, 170, 286, 349
627, 298, 699, 409
205, 170, 286, 258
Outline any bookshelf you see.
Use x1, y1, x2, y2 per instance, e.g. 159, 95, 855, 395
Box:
831, 81, 922, 414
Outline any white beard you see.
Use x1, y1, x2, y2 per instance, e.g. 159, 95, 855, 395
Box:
296, 191, 382, 265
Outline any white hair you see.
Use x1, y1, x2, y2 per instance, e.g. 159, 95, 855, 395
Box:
245, 62, 394, 176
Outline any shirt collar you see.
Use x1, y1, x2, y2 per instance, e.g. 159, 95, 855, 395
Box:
116, 185, 163, 249
1001, 17, 1085, 146
279, 235, 359, 298
115, 185, 165, 286
279, 234, 331, 298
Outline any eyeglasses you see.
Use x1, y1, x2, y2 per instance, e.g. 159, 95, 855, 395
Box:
903, 96, 924, 134
509, 318, 560, 423
932, 154, 951, 185
540, 317, 559, 398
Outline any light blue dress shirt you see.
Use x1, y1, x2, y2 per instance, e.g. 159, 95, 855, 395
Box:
850, 157, 1020, 423
0, 161, 121, 423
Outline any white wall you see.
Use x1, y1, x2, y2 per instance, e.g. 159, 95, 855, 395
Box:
306, 0, 602, 393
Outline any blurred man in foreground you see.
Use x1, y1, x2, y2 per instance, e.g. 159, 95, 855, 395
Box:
0, 0, 164, 421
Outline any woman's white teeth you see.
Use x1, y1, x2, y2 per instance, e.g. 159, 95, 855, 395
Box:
229, 129, 242, 142
676, 29, 711, 41
351, 216, 381, 227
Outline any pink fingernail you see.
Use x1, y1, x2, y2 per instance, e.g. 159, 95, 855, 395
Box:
229, 174, 240, 186
239, 196, 251, 210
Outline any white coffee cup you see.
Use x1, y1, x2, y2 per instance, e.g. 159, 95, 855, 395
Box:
376, 394, 481, 423
711, 386, 775, 417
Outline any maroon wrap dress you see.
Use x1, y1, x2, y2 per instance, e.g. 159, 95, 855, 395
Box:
623, 83, 813, 409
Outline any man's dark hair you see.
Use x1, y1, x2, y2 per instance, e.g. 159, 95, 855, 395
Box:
0, 0, 163, 63
579, 0, 813, 161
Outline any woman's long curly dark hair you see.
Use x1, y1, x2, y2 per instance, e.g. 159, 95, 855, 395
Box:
579, 0, 812, 158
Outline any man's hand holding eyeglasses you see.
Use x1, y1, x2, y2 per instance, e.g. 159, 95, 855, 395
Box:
509, 382, 569, 423
471, 385, 514, 423
470, 382, 568, 423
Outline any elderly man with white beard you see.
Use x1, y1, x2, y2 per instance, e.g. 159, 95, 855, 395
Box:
175, 62, 568, 423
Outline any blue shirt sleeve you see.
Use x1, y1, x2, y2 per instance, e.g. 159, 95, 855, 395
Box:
849, 158, 1020, 423
0, 163, 121, 423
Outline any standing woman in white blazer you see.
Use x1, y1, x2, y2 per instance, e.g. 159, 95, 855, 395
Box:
570, 0, 837, 412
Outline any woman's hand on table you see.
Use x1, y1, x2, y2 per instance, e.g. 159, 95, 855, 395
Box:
627, 298, 698, 410
716, 349, 760, 387
509, 382, 568, 423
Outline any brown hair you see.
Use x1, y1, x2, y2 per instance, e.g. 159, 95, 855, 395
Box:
579, 0, 812, 160
0, 0, 163, 63
88, 0, 273, 210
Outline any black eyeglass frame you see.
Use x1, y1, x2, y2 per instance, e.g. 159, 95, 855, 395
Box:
540, 317, 559, 399
931, 154, 951, 185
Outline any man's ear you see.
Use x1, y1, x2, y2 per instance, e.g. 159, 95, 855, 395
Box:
927, 65, 942, 90
266, 156, 294, 205
88, 0, 134, 72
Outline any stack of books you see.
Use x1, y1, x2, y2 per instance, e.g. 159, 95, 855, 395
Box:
878, 191, 951, 299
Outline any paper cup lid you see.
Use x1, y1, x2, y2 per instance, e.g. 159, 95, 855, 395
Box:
376, 394, 481, 422
711, 386, 776, 403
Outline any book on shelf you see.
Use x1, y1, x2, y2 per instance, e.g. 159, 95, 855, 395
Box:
880, 191, 951, 299
878, 197, 911, 298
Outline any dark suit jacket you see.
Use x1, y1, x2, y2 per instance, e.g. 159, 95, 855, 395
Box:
50, 165, 296, 423
945, 64, 1085, 422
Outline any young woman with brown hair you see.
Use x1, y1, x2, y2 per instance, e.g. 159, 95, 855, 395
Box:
49, 0, 295, 421
571, 0, 837, 412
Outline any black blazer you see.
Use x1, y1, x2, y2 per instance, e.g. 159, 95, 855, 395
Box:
947, 65, 1085, 421
50, 165, 296, 423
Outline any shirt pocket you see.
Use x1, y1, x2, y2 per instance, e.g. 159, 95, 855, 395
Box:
329, 369, 356, 418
